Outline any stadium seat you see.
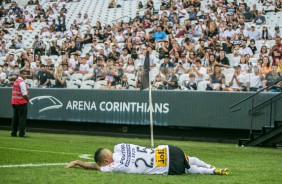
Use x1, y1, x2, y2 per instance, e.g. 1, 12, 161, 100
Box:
197, 81, 209, 91
50, 79, 56, 87
223, 68, 235, 77
125, 73, 136, 87
66, 80, 80, 89
25, 79, 35, 88
178, 73, 190, 87
82, 73, 93, 81
94, 80, 107, 89
80, 80, 95, 89
225, 73, 234, 86
70, 74, 83, 81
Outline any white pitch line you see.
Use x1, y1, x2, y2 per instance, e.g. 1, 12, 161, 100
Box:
0, 146, 82, 155
0, 163, 68, 168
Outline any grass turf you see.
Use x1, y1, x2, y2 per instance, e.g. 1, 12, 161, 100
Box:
0, 130, 281, 184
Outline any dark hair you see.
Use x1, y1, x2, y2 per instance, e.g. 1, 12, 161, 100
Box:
262, 27, 268, 40
20, 70, 28, 74
94, 148, 104, 164
195, 59, 201, 64
260, 46, 267, 53
263, 56, 270, 67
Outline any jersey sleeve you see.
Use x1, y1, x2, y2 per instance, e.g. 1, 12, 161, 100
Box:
100, 163, 116, 172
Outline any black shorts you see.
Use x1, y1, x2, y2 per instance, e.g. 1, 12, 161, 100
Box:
168, 145, 190, 175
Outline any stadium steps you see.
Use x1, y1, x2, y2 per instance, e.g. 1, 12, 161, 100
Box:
238, 121, 282, 148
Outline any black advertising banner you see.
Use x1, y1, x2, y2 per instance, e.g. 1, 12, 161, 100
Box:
0, 88, 281, 130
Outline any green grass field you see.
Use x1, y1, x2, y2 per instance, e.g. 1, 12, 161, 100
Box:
0, 130, 281, 184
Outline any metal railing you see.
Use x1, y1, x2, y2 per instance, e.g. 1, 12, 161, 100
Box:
229, 77, 282, 139
230, 78, 282, 112
111, 15, 132, 23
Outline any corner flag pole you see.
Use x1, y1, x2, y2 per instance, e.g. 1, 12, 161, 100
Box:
141, 50, 154, 148
149, 74, 154, 148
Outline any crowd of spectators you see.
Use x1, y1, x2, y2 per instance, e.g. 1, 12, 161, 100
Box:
0, 0, 281, 92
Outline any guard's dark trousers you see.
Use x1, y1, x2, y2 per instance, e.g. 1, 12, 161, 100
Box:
11, 104, 28, 137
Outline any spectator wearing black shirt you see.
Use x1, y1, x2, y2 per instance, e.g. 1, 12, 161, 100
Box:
9, 39, 17, 49
68, 41, 79, 55
49, 41, 60, 56
58, 11, 66, 30
50, 19, 60, 32
262, 65, 282, 92
243, 7, 253, 22
61, 4, 67, 13
75, 37, 83, 52
89, 57, 106, 81
216, 50, 230, 68
37, 64, 50, 88
33, 11, 41, 22
46, 58, 55, 79
5, 18, 15, 28
108, 45, 120, 62
248, 39, 257, 55
82, 29, 93, 45
161, 67, 179, 90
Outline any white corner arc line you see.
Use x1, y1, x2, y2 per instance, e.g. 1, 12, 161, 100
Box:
0, 163, 68, 168
0, 146, 81, 155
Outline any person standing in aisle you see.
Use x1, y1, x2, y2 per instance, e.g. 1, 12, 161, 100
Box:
11, 70, 29, 137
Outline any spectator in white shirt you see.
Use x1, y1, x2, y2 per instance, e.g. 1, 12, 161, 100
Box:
78, 57, 89, 74
69, 54, 79, 70
192, 59, 207, 82
228, 65, 245, 91
246, 65, 264, 92
0, 65, 7, 84
223, 24, 236, 39
239, 39, 253, 57
271, 26, 282, 39
0, 41, 9, 56
103, 42, 112, 57
247, 24, 261, 40
140, 46, 157, 68
40, 27, 51, 39
178, 5, 188, 18
75, 13, 84, 25
115, 29, 125, 43
82, 14, 90, 25
15, 35, 24, 49
195, 19, 206, 36
236, 23, 248, 38
58, 0, 67, 10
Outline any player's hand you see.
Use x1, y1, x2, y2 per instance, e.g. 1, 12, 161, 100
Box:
65, 161, 77, 168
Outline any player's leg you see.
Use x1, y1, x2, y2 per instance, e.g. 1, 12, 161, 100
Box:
186, 165, 229, 175
187, 156, 213, 169
185, 165, 214, 174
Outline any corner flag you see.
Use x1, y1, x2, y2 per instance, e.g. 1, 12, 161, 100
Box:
140, 51, 150, 90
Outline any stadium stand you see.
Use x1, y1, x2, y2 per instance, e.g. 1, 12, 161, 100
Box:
0, 0, 281, 91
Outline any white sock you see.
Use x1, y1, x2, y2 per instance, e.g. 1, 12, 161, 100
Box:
186, 165, 215, 174
188, 157, 212, 169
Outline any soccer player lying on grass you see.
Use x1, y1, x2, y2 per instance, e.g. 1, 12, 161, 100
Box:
66, 143, 229, 175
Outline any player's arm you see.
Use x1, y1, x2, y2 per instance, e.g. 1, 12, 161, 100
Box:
65, 160, 101, 170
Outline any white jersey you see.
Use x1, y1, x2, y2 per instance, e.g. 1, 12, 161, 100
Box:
101, 144, 170, 175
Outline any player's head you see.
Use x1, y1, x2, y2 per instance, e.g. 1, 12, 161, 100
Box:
94, 148, 113, 166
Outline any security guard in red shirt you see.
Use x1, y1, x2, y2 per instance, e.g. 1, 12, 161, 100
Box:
11, 70, 29, 137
